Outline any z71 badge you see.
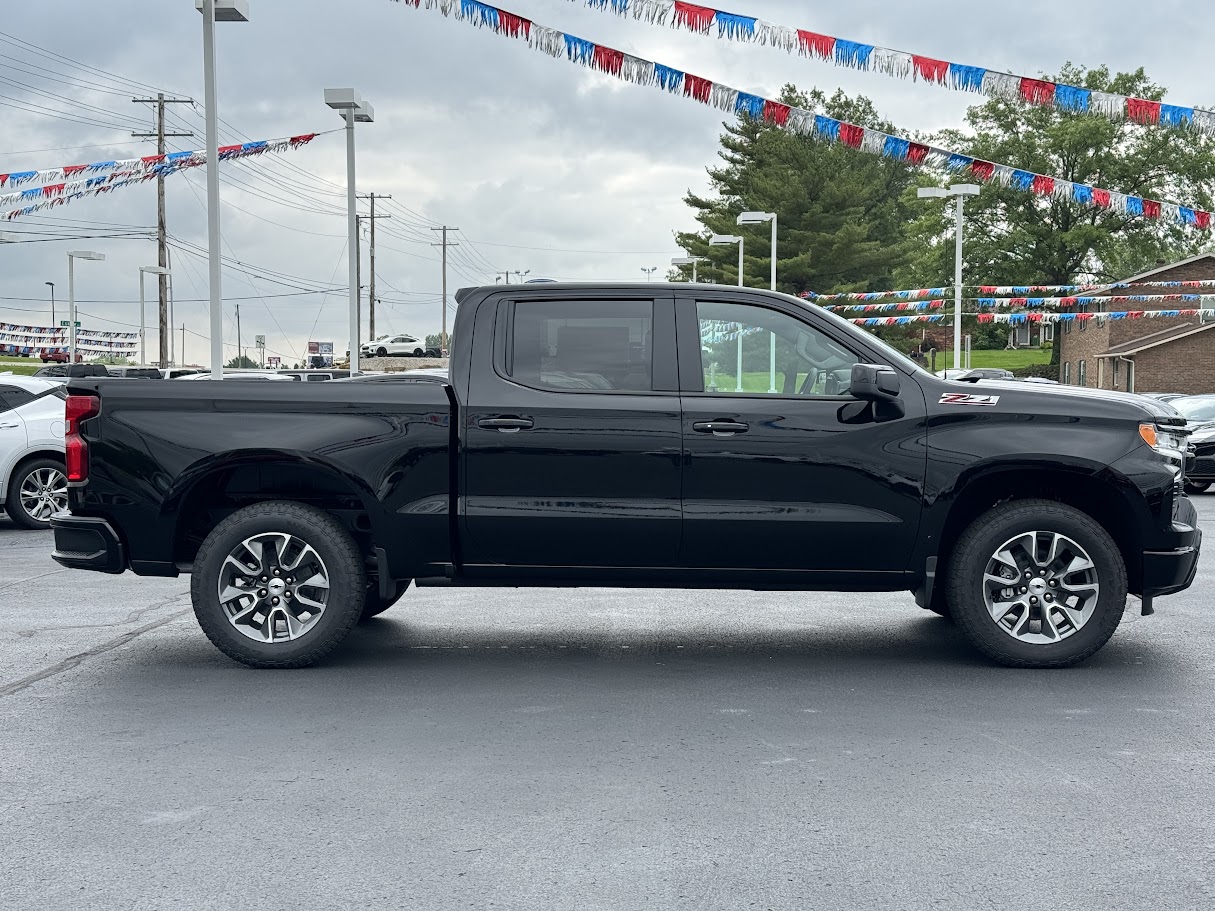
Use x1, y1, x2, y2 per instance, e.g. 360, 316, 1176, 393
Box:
939, 393, 1000, 406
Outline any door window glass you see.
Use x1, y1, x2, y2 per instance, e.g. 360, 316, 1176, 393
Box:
695, 301, 858, 396
0, 385, 35, 413
510, 300, 653, 392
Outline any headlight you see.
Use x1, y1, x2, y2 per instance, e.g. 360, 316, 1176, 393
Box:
1140, 423, 1188, 460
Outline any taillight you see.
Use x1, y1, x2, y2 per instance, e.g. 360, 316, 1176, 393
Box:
65, 394, 100, 483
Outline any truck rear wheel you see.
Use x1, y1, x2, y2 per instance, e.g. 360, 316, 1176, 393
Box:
191, 501, 366, 668
946, 499, 1127, 669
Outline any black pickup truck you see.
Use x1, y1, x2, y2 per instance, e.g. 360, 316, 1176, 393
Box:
51, 284, 1201, 669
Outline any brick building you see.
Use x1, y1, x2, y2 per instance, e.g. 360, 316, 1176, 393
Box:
1058, 253, 1215, 395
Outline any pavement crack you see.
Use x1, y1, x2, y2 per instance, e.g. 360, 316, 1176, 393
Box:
0, 568, 69, 592
0, 605, 192, 699
12, 593, 191, 636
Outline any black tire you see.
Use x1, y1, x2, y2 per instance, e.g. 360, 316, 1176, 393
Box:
5, 458, 68, 530
376, 347, 388, 358
946, 499, 1127, 669
361, 581, 406, 621
1184, 481, 1211, 495
412, 348, 423, 358
191, 501, 366, 668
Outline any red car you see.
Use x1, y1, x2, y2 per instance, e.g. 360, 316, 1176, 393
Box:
40, 352, 83, 364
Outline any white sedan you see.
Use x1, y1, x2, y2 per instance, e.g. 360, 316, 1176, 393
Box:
361, 335, 434, 358
0, 375, 67, 529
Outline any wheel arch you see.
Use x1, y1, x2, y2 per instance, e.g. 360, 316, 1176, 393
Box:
925, 463, 1146, 609
164, 450, 388, 568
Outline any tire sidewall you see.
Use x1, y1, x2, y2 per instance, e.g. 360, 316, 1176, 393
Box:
6, 458, 66, 530
192, 504, 365, 666
948, 502, 1127, 667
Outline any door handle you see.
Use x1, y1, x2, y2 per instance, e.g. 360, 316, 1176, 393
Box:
477, 416, 534, 433
0, 422, 18, 430
693, 420, 749, 436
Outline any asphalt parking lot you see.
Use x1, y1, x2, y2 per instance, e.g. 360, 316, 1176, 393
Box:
2, 503, 1213, 911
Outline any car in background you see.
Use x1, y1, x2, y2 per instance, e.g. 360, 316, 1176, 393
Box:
39, 352, 83, 364
162, 368, 206, 379
336, 368, 449, 384
106, 367, 162, 379
0, 375, 67, 529
1173, 395, 1215, 494
33, 364, 111, 381
1141, 393, 1186, 403
360, 334, 441, 359
277, 370, 352, 382
934, 368, 1016, 382
176, 371, 297, 381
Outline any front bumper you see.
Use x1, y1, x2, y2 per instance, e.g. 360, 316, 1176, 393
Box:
1190, 443, 1215, 481
50, 514, 126, 574
1142, 494, 1201, 599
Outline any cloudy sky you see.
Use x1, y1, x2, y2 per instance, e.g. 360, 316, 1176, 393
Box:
2, 0, 1212, 367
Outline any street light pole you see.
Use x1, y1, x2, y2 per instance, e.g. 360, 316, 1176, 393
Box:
671, 256, 707, 283
641, 267, 657, 282
45, 282, 55, 325
67, 251, 105, 365
917, 184, 980, 371
196, 0, 249, 380
326, 88, 374, 375
709, 234, 745, 390
737, 212, 779, 391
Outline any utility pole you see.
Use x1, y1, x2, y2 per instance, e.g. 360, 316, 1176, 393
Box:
497, 271, 511, 285
133, 93, 193, 368
235, 302, 242, 368
181, 324, 187, 368
357, 194, 391, 342
431, 226, 459, 351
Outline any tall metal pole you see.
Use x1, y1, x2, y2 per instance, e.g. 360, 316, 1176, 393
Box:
769, 216, 777, 392
345, 108, 360, 375
46, 282, 55, 325
368, 196, 377, 341
201, 0, 225, 380
68, 256, 76, 365
235, 302, 242, 367
441, 226, 448, 351
736, 238, 744, 392
954, 196, 965, 371
691, 261, 697, 283
770, 214, 777, 292
139, 269, 147, 366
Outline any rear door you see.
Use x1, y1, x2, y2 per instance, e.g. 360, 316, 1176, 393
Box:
676, 294, 927, 574
462, 293, 682, 568
0, 385, 31, 492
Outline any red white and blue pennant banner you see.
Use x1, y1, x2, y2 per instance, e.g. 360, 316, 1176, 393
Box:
828, 294, 1215, 312
566, 0, 1214, 138
850, 314, 945, 326
389, 0, 1212, 230
979, 309, 1215, 324
1, 134, 319, 221
808, 280, 1215, 301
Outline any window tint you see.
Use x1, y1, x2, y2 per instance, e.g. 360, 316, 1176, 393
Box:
0, 385, 35, 413
510, 300, 653, 392
695, 301, 858, 396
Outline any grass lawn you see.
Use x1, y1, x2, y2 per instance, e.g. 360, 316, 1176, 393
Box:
0, 360, 41, 376
966, 349, 1052, 370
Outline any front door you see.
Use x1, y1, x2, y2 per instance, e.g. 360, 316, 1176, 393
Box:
677, 296, 927, 575
462, 294, 683, 569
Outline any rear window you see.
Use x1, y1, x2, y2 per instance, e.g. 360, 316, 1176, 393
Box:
0, 385, 35, 412
509, 300, 653, 392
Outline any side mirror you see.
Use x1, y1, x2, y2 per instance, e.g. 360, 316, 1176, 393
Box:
851, 363, 901, 402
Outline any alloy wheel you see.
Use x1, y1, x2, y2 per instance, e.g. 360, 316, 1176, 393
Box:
982, 531, 1100, 644
217, 532, 330, 643
18, 467, 68, 524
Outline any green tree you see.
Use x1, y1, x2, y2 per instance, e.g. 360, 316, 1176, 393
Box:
899, 65, 1215, 292
675, 86, 920, 295
225, 355, 259, 369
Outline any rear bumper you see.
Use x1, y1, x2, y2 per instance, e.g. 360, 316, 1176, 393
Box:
50, 514, 126, 574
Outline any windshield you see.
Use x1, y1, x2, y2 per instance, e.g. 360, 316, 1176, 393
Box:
1175, 397, 1215, 422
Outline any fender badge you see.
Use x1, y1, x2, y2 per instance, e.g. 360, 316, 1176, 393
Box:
940, 393, 1000, 406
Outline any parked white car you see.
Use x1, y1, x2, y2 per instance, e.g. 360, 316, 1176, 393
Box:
0, 375, 67, 529
361, 334, 435, 358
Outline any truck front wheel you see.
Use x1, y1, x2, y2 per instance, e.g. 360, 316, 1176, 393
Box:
191, 501, 367, 668
946, 499, 1127, 669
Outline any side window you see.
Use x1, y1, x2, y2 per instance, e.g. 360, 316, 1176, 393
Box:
0, 385, 35, 413
1063, 362, 1072, 384
695, 301, 858, 396
1078, 359, 1087, 387
509, 300, 653, 392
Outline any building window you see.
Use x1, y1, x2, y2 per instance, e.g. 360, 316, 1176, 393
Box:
1113, 358, 1121, 388
1078, 359, 1087, 387
1041, 323, 1054, 344
1063, 362, 1072, 384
